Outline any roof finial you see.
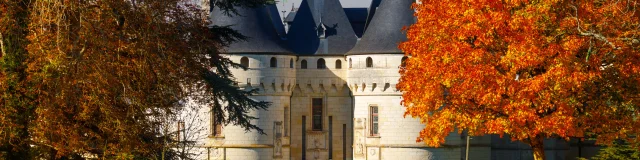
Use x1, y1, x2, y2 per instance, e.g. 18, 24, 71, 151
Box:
291, 3, 295, 11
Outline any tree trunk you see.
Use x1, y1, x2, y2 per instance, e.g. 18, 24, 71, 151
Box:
530, 136, 546, 160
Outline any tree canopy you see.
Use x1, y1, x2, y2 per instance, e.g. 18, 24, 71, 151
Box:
399, 0, 640, 159
1, 0, 271, 159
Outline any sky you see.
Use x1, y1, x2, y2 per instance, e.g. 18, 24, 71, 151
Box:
274, 0, 373, 18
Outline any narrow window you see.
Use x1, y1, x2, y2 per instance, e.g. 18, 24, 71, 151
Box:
211, 109, 223, 137
290, 58, 294, 68
335, 60, 342, 69
301, 60, 307, 69
312, 98, 323, 131
349, 58, 352, 68
401, 56, 408, 67
270, 57, 277, 68
240, 57, 249, 68
284, 106, 289, 136
214, 122, 223, 137
176, 120, 185, 141
370, 105, 379, 136
366, 57, 373, 68
317, 58, 326, 69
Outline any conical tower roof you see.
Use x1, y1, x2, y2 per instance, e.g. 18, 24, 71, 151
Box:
211, 5, 291, 54
348, 0, 414, 55
287, 0, 358, 55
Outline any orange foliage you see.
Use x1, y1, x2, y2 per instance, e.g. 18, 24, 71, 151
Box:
399, 0, 640, 158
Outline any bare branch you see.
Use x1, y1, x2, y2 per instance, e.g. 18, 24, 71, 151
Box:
570, 4, 621, 50
0, 32, 5, 57
580, 32, 620, 50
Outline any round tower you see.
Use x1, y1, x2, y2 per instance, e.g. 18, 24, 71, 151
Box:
345, 0, 469, 159
209, 4, 296, 160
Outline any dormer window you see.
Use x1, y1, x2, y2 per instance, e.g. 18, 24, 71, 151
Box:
317, 23, 327, 39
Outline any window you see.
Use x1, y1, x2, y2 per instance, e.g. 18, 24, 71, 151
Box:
290, 58, 294, 68
370, 105, 379, 136
240, 57, 249, 68
312, 98, 323, 131
284, 107, 289, 136
214, 122, 223, 137
176, 121, 185, 141
349, 58, 352, 68
401, 56, 408, 67
335, 60, 342, 69
211, 110, 223, 137
317, 58, 326, 69
301, 60, 307, 69
270, 57, 277, 68
366, 57, 373, 68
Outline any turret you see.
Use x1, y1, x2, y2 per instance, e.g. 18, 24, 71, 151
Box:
211, 4, 296, 95
346, 0, 414, 95
347, 0, 414, 55
208, 5, 296, 159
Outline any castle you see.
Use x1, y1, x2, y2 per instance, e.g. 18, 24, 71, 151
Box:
187, 0, 602, 159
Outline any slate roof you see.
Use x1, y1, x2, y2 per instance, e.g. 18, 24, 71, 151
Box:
364, 0, 382, 30
211, 5, 291, 54
284, 12, 297, 23
347, 0, 415, 55
344, 8, 368, 37
286, 0, 358, 55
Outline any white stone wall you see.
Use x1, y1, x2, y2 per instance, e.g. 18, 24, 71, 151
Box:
381, 148, 461, 160
346, 54, 405, 94
189, 53, 495, 160
289, 55, 353, 160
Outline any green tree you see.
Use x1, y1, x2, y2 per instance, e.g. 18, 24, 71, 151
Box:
579, 141, 640, 160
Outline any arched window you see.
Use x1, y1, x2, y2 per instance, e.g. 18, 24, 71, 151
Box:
335, 60, 342, 69
317, 58, 326, 69
401, 56, 408, 67
349, 58, 352, 69
270, 57, 277, 68
240, 57, 249, 68
301, 60, 307, 69
366, 57, 373, 68
290, 58, 294, 68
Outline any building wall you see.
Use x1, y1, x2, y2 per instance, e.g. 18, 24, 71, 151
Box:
290, 56, 352, 160
186, 53, 595, 160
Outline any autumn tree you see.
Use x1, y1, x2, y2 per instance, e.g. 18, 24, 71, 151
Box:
1, 0, 273, 159
0, 0, 35, 159
398, 0, 640, 160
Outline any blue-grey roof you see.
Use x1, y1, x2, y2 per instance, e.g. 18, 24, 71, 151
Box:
286, 0, 358, 55
211, 5, 291, 54
364, 0, 382, 30
284, 12, 297, 23
348, 0, 415, 55
344, 8, 368, 37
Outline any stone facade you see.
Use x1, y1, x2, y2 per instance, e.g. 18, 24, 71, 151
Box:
183, 0, 602, 159
184, 55, 600, 160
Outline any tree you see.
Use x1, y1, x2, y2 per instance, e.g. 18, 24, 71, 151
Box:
583, 141, 640, 160
398, 0, 640, 160
0, 0, 35, 159
1, 0, 272, 158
